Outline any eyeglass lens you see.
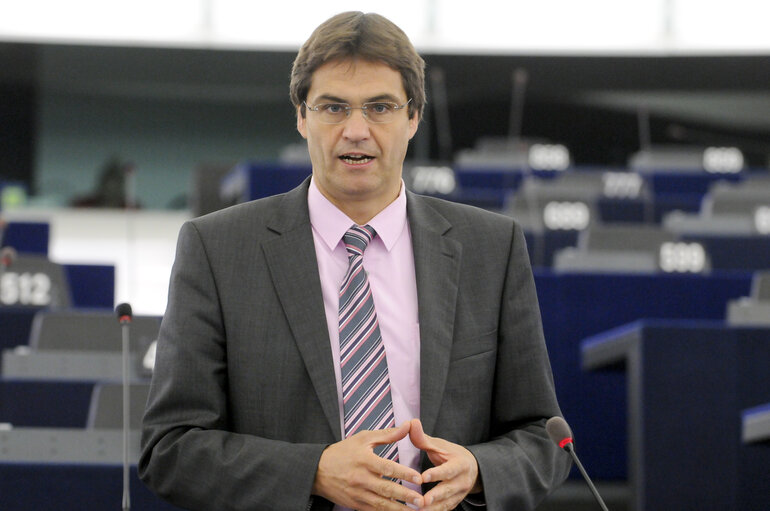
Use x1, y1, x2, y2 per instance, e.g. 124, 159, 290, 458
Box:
311, 102, 403, 124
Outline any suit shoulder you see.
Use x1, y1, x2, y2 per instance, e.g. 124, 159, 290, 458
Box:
176, 191, 304, 250
413, 194, 516, 232
192, 194, 284, 227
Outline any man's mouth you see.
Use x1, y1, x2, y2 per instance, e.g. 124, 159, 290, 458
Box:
339, 153, 374, 165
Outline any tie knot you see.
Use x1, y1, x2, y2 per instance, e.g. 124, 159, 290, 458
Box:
343, 225, 376, 257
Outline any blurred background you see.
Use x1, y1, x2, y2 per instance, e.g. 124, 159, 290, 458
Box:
1, 2, 769, 510
2, 0, 769, 312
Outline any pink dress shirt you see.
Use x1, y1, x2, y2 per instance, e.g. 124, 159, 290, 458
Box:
308, 178, 422, 507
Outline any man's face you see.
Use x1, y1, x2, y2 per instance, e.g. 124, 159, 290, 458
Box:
297, 59, 419, 218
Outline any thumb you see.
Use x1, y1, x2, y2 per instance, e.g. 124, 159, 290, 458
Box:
408, 418, 436, 451
409, 419, 451, 467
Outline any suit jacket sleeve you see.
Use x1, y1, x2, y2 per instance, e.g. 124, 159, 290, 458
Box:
464, 221, 571, 510
138, 219, 329, 511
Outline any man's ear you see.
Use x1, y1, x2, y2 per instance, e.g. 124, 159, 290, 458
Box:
296, 105, 308, 139
407, 113, 419, 140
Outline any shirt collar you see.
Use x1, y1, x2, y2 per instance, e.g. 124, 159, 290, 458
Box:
308, 177, 408, 252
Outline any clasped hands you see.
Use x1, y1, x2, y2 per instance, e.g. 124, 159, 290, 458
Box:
313, 418, 482, 511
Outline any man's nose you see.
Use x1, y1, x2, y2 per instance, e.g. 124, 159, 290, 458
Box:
342, 108, 371, 140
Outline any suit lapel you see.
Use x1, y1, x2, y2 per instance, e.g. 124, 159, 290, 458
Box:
407, 192, 462, 436
261, 181, 342, 441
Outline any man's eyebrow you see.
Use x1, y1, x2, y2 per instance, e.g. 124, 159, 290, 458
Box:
313, 94, 347, 104
366, 93, 402, 103
311, 93, 403, 104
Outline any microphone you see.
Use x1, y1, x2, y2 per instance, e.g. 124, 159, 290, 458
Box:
0, 247, 17, 287
115, 303, 133, 511
116, 302, 133, 324
546, 416, 609, 511
1, 246, 16, 268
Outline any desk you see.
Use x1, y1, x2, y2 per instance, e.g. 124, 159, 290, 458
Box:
681, 234, 770, 271
0, 464, 183, 510
582, 320, 770, 510
220, 161, 311, 204
526, 230, 579, 268
647, 171, 742, 197
1, 221, 49, 255
0, 308, 37, 351
534, 271, 753, 479
0, 380, 94, 428
62, 263, 115, 309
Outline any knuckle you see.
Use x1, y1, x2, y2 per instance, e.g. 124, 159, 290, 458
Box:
377, 479, 392, 496
374, 497, 392, 511
361, 492, 380, 511
379, 463, 394, 479
349, 470, 367, 488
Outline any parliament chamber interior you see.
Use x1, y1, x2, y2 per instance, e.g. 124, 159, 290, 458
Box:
1, 3, 770, 510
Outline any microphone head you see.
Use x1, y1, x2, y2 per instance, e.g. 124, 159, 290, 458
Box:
1, 246, 17, 268
546, 416, 574, 451
513, 67, 529, 85
115, 302, 133, 323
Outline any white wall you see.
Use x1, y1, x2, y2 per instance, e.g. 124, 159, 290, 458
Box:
3, 208, 188, 316
4, 0, 770, 54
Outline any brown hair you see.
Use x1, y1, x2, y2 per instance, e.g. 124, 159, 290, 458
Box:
290, 11, 425, 120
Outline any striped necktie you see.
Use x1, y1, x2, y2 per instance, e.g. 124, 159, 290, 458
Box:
339, 225, 399, 463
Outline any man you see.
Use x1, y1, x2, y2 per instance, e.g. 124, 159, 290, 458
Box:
140, 11, 570, 511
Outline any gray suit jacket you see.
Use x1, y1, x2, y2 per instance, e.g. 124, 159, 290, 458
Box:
139, 179, 570, 511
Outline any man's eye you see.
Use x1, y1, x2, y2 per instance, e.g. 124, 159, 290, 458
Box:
368, 103, 392, 114
323, 104, 347, 113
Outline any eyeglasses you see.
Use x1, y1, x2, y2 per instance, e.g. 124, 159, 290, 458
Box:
303, 98, 412, 124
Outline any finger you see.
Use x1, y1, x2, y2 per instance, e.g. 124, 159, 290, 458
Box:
354, 489, 417, 511
420, 497, 464, 511
409, 419, 450, 459
409, 419, 447, 456
370, 455, 423, 486
421, 458, 462, 484
344, 463, 422, 504
361, 420, 411, 447
422, 481, 463, 509
370, 477, 425, 508
352, 473, 422, 503
407, 418, 432, 450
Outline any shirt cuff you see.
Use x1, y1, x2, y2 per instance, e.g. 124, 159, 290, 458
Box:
462, 494, 486, 507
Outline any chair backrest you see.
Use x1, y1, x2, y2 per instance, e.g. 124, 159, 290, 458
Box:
663, 211, 755, 236
629, 145, 706, 172
86, 382, 150, 429
29, 310, 160, 352
0, 254, 71, 308
455, 137, 531, 170
562, 225, 710, 274
579, 224, 676, 253
506, 175, 601, 232
553, 247, 659, 274
752, 272, 770, 301
704, 178, 770, 216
